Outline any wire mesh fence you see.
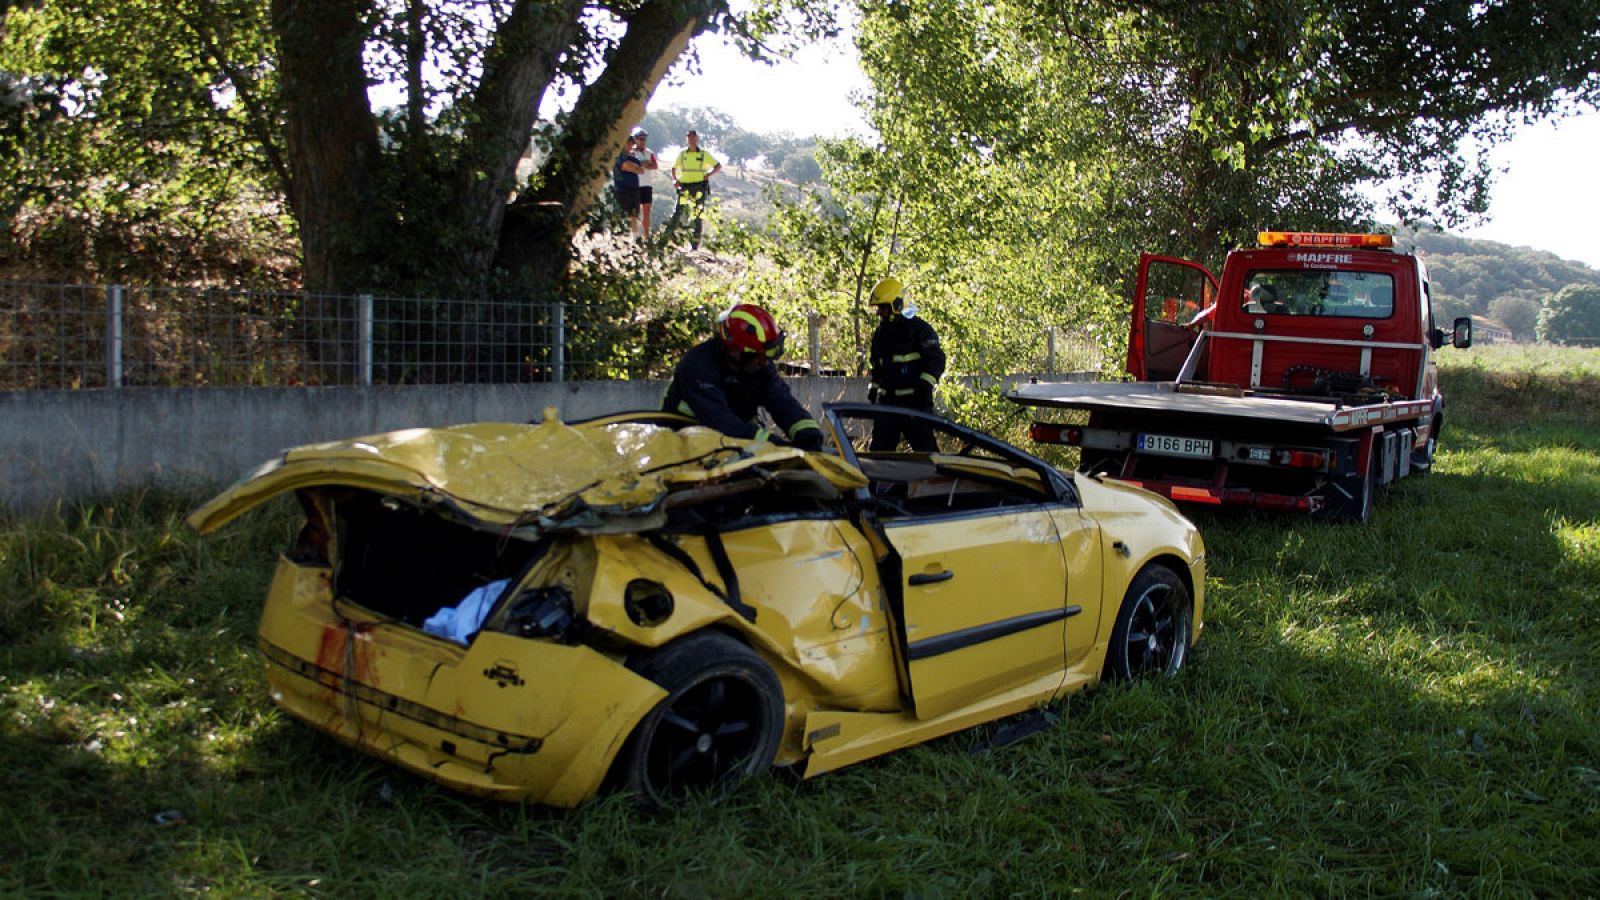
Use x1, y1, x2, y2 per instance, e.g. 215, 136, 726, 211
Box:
1, 280, 1106, 390
0, 282, 723, 388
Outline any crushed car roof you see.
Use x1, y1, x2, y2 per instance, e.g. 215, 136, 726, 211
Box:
188, 409, 867, 536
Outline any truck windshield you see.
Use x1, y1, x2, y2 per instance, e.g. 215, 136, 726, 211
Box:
1241, 270, 1394, 319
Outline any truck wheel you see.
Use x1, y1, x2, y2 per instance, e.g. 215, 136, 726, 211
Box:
1078, 450, 1123, 477
1103, 565, 1191, 682
616, 632, 784, 809
1411, 418, 1440, 475
1314, 465, 1373, 524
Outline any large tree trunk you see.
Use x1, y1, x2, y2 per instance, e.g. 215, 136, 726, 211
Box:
271, 0, 385, 292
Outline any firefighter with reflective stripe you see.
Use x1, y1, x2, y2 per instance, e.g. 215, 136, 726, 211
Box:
663, 303, 825, 450
867, 277, 945, 452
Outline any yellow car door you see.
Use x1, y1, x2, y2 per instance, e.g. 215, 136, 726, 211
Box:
886, 502, 1072, 721
822, 404, 1090, 722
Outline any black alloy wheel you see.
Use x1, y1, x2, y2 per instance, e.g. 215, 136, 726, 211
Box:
1104, 565, 1192, 681
618, 632, 784, 808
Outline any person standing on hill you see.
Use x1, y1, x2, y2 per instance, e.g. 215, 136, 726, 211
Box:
612, 136, 644, 237
630, 126, 659, 239
668, 129, 722, 250
866, 277, 945, 453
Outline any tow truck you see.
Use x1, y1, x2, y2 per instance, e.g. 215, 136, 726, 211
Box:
1009, 232, 1473, 522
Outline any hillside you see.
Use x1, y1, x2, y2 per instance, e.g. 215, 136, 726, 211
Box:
1397, 225, 1600, 309
638, 164, 804, 227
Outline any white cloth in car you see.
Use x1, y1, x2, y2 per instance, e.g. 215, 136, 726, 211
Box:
422, 579, 510, 644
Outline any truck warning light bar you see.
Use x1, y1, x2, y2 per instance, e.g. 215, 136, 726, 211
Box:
1257, 231, 1395, 250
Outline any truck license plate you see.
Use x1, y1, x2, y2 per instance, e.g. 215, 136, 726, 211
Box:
1138, 433, 1213, 459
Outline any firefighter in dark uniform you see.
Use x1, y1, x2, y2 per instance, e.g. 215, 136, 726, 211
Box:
867, 277, 945, 452
663, 303, 826, 450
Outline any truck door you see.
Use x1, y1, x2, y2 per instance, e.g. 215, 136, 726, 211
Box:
1129, 254, 1218, 381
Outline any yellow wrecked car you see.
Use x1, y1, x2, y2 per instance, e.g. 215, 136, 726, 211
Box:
190, 403, 1205, 808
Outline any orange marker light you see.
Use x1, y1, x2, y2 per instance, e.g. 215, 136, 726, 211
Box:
1257, 231, 1395, 249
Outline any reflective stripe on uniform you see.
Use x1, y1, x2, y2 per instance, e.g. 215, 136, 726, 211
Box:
677, 401, 694, 416
891, 352, 922, 363
920, 372, 939, 386
893, 388, 915, 396
787, 418, 820, 437
753, 427, 772, 443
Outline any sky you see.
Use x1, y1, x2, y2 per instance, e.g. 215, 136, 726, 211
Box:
649, 33, 1600, 270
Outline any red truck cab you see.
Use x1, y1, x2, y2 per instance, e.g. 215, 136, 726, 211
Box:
1131, 232, 1471, 442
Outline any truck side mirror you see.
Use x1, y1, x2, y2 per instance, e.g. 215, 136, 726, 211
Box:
1452, 316, 1473, 349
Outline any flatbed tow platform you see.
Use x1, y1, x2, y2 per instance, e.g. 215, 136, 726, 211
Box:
1008, 380, 1438, 434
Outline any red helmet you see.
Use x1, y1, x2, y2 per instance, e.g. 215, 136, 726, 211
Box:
716, 303, 786, 363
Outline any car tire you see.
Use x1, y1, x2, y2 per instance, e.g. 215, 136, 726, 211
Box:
1103, 565, 1192, 682
617, 631, 784, 808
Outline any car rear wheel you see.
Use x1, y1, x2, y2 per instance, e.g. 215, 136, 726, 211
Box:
618, 632, 784, 808
1104, 565, 1191, 681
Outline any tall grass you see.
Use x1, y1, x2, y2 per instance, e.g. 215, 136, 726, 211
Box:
3, 345, 1597, 895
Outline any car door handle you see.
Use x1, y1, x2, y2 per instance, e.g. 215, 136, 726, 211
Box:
908, 570, 954, 586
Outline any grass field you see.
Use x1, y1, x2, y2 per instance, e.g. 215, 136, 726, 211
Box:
3, 344, 1598, 895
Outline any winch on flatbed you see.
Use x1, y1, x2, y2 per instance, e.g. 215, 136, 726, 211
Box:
1010, 231, 1473, 522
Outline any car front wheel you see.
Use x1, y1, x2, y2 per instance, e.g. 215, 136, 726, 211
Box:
617, 632, 784, 808
1104, 565, 1192, 681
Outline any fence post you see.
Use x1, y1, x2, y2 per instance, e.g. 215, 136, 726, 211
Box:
1046, 327, 1056, 374
105, 285, 123, 388
358, 294, 373, 386
808, 311, 822, 378
552, 301, 565, 383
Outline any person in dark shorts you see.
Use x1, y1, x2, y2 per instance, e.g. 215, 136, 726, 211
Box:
613, 137, 643, 235
630, 126, 659, 238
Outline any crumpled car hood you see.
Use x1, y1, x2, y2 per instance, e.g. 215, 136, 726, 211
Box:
188, 409, 867, 535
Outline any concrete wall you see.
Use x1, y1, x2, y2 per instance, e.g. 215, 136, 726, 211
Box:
0, 378, 868, 513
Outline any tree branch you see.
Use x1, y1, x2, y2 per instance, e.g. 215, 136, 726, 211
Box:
179, 3, 292, 192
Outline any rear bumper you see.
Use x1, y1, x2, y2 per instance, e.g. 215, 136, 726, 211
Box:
258, 560, 666, 807
1114, 477, 1318, 514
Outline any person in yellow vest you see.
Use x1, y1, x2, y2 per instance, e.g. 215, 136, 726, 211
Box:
668, 129, 722, 250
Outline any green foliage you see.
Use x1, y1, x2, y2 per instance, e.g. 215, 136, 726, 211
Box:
0, 0, 293, 283
1536, 283, 1600, 345
1432, 291, 1473, 329
1487, 295, 1542, 339
640, 107, 737, 148
0, 1, 842, 297
769, 0, 1600, 373
779, 150, 822, 184
561, 245, 716, 379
